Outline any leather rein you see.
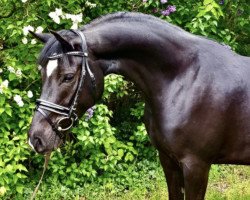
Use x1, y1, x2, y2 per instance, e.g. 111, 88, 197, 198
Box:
36, 30, 96, 138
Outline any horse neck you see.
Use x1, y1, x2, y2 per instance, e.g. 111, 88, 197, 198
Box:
85, 20, 198, 100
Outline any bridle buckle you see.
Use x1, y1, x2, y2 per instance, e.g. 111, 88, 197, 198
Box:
56, 117, 75, 132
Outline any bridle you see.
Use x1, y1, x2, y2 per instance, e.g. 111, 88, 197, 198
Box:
36, 30, 96, 138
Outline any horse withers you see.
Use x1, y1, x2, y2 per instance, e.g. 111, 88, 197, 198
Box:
28, 12, 250, 200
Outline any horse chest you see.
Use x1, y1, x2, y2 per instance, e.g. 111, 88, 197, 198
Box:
143, 101, 188, 154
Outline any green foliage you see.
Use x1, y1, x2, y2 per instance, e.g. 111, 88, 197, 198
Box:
197, 0, 224, 19
0, 0, 249, 198
2, 163, 249, 199
140, 0, 249, 54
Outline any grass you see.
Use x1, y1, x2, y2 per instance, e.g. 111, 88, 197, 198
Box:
206, 165, 250, 200
20, 164, 249, 200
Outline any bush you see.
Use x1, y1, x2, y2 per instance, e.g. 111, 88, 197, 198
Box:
0, 0, 249, 198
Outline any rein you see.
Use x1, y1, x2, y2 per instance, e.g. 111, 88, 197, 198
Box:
30, 152, 51, 200
36, 30, 96, 138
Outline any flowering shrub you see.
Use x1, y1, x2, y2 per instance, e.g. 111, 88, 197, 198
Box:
161, 5, 176, 16
0, 0, 249, 198
141, 0, 249, 54
48, 8, 83, 29
143, 0, 177, 16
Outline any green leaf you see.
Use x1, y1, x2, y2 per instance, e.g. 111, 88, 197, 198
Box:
7, 24, 14, 29
197, 9, 207, 18
211, 9, 217, 18
17, 164, 28, 172
5, 108, 12, 116
205, 4, 214, 13
226, 35, 231, 41
118, 149, 124, 158
212, 21, 218, 26
0, 108, 4, 115
204, 0, 213, 5
77, 135, 87, 141
18, 121, 24, 128
8, 73, 16, 81
16, 185, 24, 194
125, 152, 134, 162
0, 96, 5, 106
204, 15, 212, 20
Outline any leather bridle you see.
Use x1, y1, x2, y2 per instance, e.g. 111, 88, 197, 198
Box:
36, 30, 96, 138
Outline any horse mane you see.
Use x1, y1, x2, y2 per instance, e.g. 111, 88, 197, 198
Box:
85, 12, 234, 50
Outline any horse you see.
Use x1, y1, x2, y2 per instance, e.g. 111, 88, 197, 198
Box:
28, 12, 250, 200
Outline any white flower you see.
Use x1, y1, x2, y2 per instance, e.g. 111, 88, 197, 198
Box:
18, 100, 24, 107
65, 13, 73, 19
0, 79, 8, 94
65, 13, 82, 29
49, 12, 57, 19
2, 80, 9, 88
27, 90, 33, 98
37, 65, 42, 70
49, 9, 63, 24
31, 39, 37, 44
75, 13, 83, 23
70, 13, 82, 23
65, 13, 82, 23
0, 68, 3, 73
0, 186, 7, 196
22, 0, 28, 3
35, 26, 44, 33
72, 16, 77, 22
14, 94, 22, 102
16, 69, 22, 77
22, 25, 34, 36
85, 1, 97, 8
7, 66, 15, 73
71, 23, 78, 29
14, 95, 24, 107
53, 16, 60, 24
22, 37, 28, 44
55, 8, 63, 16
49, 12, 61, 24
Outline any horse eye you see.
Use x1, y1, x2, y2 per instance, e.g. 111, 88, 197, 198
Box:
63, 74, 74, 82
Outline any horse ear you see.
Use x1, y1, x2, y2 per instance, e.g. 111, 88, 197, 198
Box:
50, 30, 74, 51
29, 31, 51, 43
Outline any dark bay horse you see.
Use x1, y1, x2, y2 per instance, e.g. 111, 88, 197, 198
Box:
28, 12, 250, 200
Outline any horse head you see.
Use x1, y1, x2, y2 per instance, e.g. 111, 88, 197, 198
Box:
28, 30, 104, 154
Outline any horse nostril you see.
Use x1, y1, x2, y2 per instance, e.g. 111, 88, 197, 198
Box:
33, 136, 45, 153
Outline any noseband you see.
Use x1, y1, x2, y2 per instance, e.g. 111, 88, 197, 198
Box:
36, 30, 96, 138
